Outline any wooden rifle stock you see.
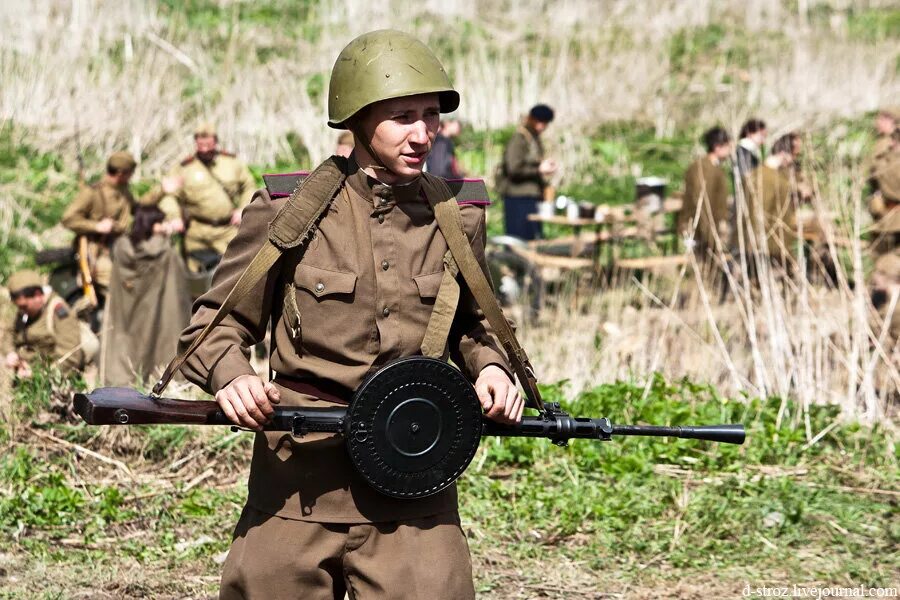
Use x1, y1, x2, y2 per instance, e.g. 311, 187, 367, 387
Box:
76, 236, 99, 309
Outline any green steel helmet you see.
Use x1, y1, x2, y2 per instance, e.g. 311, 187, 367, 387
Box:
327, 30, 460, 129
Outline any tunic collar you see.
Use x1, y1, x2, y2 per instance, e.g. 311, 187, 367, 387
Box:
344, 155, 422, 205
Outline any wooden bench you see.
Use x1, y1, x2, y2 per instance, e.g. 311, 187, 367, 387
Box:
614, 255, 689, 270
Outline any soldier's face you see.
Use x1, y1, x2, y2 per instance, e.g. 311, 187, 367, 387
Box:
13, 290, 45, 318
357, 94, 440, 183
195, 135, 218, 159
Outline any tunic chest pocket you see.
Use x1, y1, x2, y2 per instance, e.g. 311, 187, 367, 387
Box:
413, 270, 445, 302
294, 263, 357, 299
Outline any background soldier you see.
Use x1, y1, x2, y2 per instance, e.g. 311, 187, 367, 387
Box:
678, 126, 732, 256
2, 270, 90, 378
737, 135, 797, 266
150, 123, 256, 272
177, 30, 520, 599
61, 151, 137, 293
867, 107, 900, 191
735, 118, 767, 178
498, 103, 558, 240
426, 117, 464, 179
869, 153, 900, 258
334, 130, 354, 158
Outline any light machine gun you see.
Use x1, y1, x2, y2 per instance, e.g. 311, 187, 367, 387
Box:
75, 357, 745, 499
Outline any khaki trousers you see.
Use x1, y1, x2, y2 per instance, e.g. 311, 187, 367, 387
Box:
219, 506, 475, 600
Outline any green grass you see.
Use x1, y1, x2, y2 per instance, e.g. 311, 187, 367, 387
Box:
0, 367, 895, 596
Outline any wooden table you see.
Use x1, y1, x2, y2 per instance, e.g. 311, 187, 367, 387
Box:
526, 198, 684, 266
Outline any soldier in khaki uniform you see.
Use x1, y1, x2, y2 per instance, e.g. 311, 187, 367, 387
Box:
2, 270, 86, 378
148, 123, 256, 271
498, 104, 558, 240
867, 107, 899, 190
61, 151, 138, 290
870, 154, 900, 259
176, 30, 521, 599
736, 135, 797, 266
678, 126, 732, 256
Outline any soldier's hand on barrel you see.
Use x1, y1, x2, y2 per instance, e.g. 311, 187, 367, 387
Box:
230, 208, 242, 227
95, 218, 114, 234
475, 365, 523, 425
215, 375, 281, 431
162, 175, 183, 195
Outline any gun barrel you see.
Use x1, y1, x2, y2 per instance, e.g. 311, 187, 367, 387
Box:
483, 416, 745, 445
611, 424, 745, 445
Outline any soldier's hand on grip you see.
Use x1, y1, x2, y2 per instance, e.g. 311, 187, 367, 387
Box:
215, 375, 281, 431
475, 365, 523, 425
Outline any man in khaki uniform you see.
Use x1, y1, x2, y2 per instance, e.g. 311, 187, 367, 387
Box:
61, 151, 138, 290
3, 270, 86, 378
498, 104, 558, 240
149, 123, 256, 271
870, 153, 900, 258
176, 30, 521, 599
678, 126, 732, 256
868, 107, 899, 190
737, 135, 797, 265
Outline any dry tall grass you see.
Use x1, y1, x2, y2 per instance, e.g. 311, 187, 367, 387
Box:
518, 153, 898, 434
1, 0, 898, 178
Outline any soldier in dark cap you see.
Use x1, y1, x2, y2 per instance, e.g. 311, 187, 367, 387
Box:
678, 126, 732, 256
174, 29, 520, 599
498, 103, 558, 240
62, 151, 138, 292
2, 270, 93, 378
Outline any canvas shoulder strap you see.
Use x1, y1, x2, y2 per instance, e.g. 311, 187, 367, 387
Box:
420, 174, 544, 412
152, 156, 348, 396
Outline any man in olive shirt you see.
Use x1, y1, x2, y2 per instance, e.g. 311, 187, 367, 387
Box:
499, 104, 558, 240
177, 30, 521, 599
737, 135, 797, 266
678, 126, 732, 256
3, 270, 85, 378
62, 151, 138, 291
150, 123, 256, 272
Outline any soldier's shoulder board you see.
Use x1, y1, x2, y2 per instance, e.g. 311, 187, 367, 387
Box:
445, 178, 491, 207
53, 304, 70, 319
180, 155, 196, 166
262, 172, 310, 199
218, 150, 235, 158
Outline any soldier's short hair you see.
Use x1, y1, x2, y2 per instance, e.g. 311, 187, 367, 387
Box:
771, 134, 794, 156
739, 118, 767, 139
703, 127, 731, 152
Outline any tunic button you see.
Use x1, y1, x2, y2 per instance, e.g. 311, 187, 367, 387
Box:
377, 214, 385, 224
315, 282, 325, 293
382, 307, 390, 317
381, 260, 389, 271
380, 198, 388, 207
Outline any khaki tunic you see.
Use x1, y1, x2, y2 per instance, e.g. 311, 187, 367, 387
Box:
501, 126, 545, 197
2, 293, 84, 373
62, 181, 136, 287
678, 155, 730, 253
153, 153, 256, 258
178, 160, 510, 523
738, 165, 797, 260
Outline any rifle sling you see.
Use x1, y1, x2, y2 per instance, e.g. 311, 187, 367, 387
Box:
152, 156, 348, 396
421, 175, 544, 412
